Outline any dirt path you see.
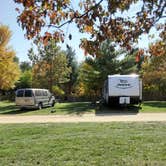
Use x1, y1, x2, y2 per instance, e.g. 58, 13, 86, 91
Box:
0, 113, 166, 123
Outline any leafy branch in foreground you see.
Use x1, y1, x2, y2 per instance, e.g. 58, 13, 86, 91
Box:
14, 0, 166, 56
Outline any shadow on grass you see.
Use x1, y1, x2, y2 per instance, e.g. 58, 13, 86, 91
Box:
56, 102, 94, 115
143, 101, 166, 108
95, 104, 140, 116
0, 101, 93, 115
56, 102, 141, 115
0, 101, 142, 116
0, 102, 36, 115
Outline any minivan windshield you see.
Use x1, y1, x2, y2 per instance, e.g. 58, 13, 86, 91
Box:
25, 90, 33, 97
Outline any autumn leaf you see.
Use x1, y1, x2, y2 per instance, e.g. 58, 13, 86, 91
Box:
84, 25, 93, 33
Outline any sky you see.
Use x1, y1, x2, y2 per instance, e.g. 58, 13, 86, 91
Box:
0, 0, 161, 63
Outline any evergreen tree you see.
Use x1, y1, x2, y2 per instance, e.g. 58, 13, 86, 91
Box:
65, 47, 78, 95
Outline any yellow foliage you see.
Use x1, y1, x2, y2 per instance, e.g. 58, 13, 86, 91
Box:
0, 25, 20, 90
32, 51, 71, 89
75, 82, 86, 96
0, 25, 11, 48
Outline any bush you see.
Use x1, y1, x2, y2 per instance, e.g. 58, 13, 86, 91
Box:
52, 86, 65, 97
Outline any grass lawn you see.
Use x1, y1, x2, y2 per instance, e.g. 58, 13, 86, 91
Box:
0, 100, 166, 115
0, 122, 165, 166
141, 101, 166, 112
98, 101, 166, 114
0, 101, 95, 115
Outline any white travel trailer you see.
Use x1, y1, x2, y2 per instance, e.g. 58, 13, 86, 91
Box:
15, 88, 56, 109
103, 74, 142, 105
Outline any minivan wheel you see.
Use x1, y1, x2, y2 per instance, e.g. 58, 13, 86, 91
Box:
20, 107, 24, 111
38, 103, 42, 110
51, 101, 55, 107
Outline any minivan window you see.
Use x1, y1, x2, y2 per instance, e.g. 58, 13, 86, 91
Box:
17, 90, 24, 97
43, 91, 46, 96
25, 90, 33, 97
47, 91, 51, 96
35, 90, 42, 96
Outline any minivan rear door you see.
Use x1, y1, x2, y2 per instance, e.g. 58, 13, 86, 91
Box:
16, 89, 35, 106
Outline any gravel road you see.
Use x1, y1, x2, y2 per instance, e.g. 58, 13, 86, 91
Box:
0, 113, 166, 123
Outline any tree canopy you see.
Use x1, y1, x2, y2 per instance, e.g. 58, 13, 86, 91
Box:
28, 39, 71, 91
142, 30, 166, 100
14, 0, 166, 56
0, 25, 20, 90
65, 47, 78, 95
77, 40, 121, 97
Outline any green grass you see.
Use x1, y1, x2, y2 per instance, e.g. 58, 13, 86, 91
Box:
0, 122, 165, 165
0, 100, 166, 115
98, 101, 166, 114
0, 101, 95, 115
141, 101, 166, 112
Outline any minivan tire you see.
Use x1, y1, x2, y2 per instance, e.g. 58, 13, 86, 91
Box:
51, 101, 55, 107
38, 103, 43, 110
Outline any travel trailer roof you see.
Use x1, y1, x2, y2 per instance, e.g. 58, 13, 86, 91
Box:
16, 88, 48, 91
108, 74, 139, 78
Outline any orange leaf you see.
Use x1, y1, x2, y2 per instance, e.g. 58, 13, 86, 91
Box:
84, 26, 93, 33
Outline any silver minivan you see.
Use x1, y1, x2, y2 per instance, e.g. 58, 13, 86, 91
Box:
15, 88, 56, 109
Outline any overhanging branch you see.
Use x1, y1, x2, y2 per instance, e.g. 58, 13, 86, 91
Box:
47, 0, 104, 29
